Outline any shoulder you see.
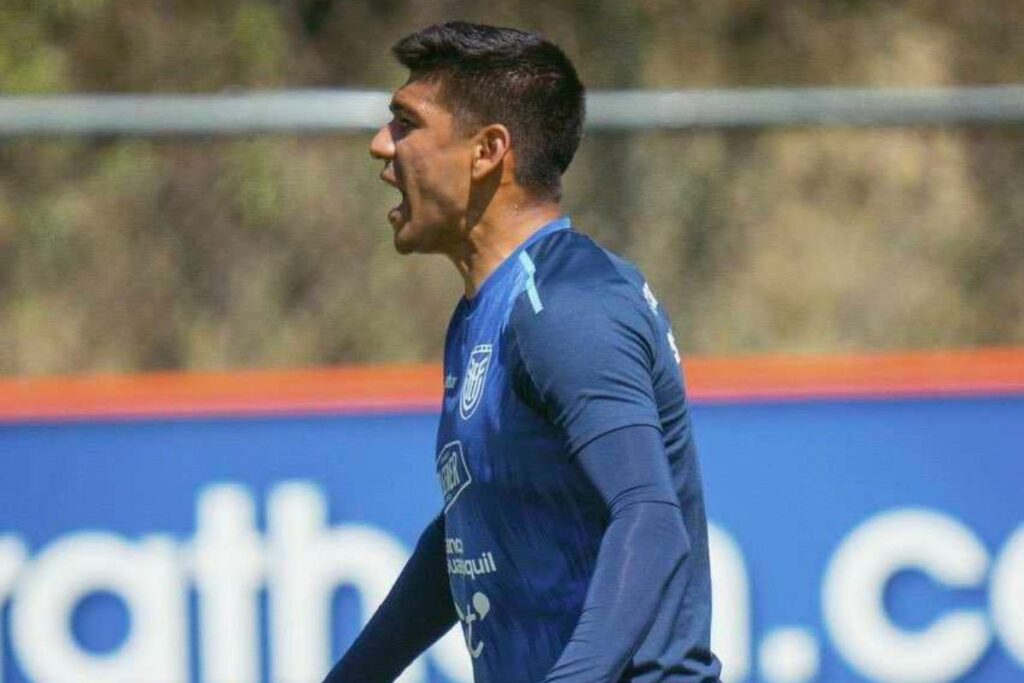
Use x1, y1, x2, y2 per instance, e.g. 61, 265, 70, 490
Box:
514, 229, 650, 319
524, 229, 646, 297
504, 229, 664, 449
507, 229, 658, 367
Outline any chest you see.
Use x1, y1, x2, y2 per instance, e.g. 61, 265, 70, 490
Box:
436, 304, 567, 503
440, 305, 515, 450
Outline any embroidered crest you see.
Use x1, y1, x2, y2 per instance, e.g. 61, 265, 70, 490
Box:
460, 344, 492, 420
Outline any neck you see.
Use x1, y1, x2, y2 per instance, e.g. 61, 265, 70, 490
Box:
449, 199, 563, 299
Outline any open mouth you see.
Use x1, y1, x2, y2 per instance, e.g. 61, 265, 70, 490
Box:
381, 164, 408, 228
387, 191, 409, 228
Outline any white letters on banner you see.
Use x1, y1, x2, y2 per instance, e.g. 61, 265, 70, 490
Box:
823, 509, 990, 683
709, 525, 751, 683
990, 524, 1024, 668
0, 487, 1021, 683
11, 533, 187, 683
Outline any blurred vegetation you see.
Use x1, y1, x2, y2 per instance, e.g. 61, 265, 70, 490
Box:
2, 0, 1023, 375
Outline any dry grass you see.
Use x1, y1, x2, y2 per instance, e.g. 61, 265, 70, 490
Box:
2, 0, 1023, 374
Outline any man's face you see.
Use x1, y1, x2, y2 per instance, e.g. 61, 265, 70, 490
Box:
370, 78, 475, 255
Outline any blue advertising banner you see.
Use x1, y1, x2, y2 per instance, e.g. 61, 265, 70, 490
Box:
1, 358, 1023, 683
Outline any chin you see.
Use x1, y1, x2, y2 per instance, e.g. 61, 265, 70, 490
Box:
393, 220, 446, 255
392, 235, 417, 255
392, 222, 425, 255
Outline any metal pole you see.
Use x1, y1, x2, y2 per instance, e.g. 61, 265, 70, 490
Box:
2, 86, 1024, 137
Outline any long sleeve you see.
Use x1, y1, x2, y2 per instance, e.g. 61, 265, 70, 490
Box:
322, 514, 457, 683
543, 425, 690, 682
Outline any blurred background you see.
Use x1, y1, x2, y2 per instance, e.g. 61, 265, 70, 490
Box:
3, 0, 1023, 375
2, 3, 1024, 683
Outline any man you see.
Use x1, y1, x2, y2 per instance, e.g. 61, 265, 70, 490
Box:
324, 21, 722, 683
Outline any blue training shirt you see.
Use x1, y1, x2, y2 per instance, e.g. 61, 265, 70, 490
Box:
437, 216, 719, 682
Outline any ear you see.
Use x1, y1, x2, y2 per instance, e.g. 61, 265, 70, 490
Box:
471, 124, 511, 182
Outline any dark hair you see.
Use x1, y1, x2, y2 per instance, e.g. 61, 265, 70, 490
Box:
392, 22, 585, 201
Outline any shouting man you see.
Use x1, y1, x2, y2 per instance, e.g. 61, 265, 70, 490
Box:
324, 21, 722, 683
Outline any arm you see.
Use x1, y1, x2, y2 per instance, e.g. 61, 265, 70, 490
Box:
543, 424, 689, 682
508, 264, 689, 680
322, 514, 457, 683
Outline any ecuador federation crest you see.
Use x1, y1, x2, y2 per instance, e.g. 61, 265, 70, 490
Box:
459, 344, 492, 420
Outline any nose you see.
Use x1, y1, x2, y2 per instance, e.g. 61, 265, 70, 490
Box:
369, 123, 395, 160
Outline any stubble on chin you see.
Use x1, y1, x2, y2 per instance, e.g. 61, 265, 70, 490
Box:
391, 220, 430, 255
392, 235, 416, 255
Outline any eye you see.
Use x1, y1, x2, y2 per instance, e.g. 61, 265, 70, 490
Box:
392, 113, 414, 131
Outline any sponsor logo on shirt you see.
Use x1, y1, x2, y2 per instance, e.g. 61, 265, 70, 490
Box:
447, 551, 498, 581
436, 440, 472, 512
454, 591, 491, 659
459, 344, 492, 420
446, 537, 497, 657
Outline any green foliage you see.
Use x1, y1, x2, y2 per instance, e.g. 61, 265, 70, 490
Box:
0, 3, 69, 93
230, 2, 289, 85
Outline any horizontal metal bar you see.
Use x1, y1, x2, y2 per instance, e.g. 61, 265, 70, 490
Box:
2, 86, 1024, 137
0, 91, 390, 137
586, 86, 1024, 129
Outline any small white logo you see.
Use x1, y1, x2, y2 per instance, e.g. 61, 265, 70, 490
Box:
459, 344, 492, 420
444, 373, 458, 390
642, 281, 660, 314
454, 591, 492, 659
667, 329, 681, 365
436, 441, 472, 512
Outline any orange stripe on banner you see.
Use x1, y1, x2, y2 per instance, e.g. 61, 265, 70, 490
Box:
0, 365, 442, 422
0, 348, 1022, 423
685, 347, 1024, 402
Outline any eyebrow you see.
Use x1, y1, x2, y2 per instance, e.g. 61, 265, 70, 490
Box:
389, 101, 418, 119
